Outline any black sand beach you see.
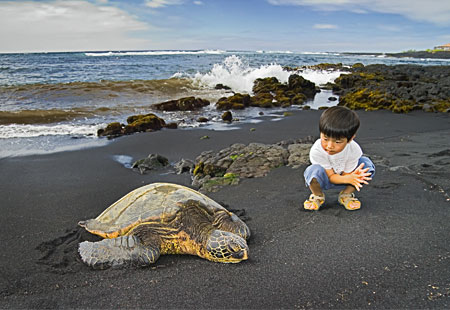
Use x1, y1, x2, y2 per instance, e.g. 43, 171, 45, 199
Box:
1, 109, 449, 309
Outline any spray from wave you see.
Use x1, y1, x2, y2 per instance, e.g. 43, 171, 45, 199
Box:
189, 55, 343, 93
191, 55, 291, 93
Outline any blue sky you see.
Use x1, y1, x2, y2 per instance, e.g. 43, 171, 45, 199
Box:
1, 0, 450, 53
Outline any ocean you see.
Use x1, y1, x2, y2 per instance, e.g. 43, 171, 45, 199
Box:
1, 50, 449, 158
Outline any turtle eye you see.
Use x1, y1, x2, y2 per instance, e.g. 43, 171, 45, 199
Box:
228, 244, 238, 253
228, 240, 243, 253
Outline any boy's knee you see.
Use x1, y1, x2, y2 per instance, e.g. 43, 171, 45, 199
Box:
359, 156, 375, 177
304, 164, 326, 177
304, 164, 328, 186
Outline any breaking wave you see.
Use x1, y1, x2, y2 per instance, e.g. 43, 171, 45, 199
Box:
191, 55, 344, 93
0, 123, 103, 139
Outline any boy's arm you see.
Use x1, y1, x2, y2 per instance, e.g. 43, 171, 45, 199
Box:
325, 163, 372, 191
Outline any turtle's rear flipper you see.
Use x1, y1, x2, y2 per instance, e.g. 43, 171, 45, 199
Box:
78, 235, 160, 269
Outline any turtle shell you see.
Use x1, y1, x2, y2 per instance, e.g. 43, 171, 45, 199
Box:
80, 183, 229, 239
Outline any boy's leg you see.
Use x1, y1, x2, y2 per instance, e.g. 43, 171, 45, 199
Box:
359, 156, 375, 178
309, 178, 323, 196
339, 156, 375, 210
304, 164, 332, 192
303, 164, 329, 210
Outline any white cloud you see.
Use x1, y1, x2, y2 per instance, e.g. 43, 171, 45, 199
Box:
145, 0, 184, 8
0, 0, 150, 53
193, 1, 203, 5
268, 0, 450, 25
313, 24, 338, 29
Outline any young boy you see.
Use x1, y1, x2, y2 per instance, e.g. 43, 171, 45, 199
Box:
303, 106, 375, 211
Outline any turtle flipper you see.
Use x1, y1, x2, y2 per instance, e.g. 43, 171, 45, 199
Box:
78, 235, 160, 269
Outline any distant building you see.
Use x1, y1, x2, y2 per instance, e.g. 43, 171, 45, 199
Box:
434, 43, 450, 51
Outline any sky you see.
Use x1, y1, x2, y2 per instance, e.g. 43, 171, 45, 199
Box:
1, 0, 450, 53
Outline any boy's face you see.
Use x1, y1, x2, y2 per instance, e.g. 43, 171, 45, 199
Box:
320, 133, 353, 155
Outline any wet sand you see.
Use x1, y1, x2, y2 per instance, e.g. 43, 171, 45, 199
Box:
1, 109, 449, 309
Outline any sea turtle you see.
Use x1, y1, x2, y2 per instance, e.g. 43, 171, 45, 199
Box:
78, 182, 250, 269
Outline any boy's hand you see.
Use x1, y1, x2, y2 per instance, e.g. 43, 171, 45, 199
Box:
348, 163, 372, 191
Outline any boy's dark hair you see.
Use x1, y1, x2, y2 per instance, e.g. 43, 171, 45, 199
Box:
319, 106, 360, 140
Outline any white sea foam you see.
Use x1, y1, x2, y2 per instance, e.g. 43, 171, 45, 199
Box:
191, 55, 345, 93
299, 68, 344, 86
85, 50, 226, 57
0, 136, 109, 158
0, 123, 109, 158
0, 123, 104, 139
192, 55, 291, 93
112, 155, 134, 168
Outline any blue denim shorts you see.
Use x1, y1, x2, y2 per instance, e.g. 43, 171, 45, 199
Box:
304, 156, 375, 190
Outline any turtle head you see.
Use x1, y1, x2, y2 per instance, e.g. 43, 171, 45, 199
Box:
205, 230, 249, 263
215, 213, 251, 240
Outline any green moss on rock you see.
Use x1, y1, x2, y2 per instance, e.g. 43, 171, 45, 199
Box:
221, 111, 233, 122
215, 74, 317, 110
98, 113, 168, 137
339, 88, 417, 113
250, 93, 274, 108
252, 77, 284, 94
308, 63, 344, 71
216, 93, 251, 110
125, 113, 166, 133
153, 96, 210, 111
97, 122, 122, 137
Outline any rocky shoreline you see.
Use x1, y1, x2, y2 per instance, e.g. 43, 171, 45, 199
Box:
333, 63, 450, 113
97, 62, 450, 138
343, 50, 450, 59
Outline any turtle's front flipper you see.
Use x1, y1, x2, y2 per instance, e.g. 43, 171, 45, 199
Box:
78, 235, 160, 269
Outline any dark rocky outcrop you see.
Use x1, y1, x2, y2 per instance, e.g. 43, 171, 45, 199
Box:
283, 63, 352, 72
173, 158, 195, 174
188, 136, 315, 192
197, 117, 209, 123
221, 111, 233, 122
97, 122, 123, 138
98, 113, 168, 138
216, 74, 319, 110
216, 93, 251, 110
125, 114, 166, 133
307, 63, 346, 71
215, 84, 232, 90
132, 154, 169, 174
331, 64, 450, 113
385, 50, 450, 59
153, 96, 210, 111
287, 74, 319, 98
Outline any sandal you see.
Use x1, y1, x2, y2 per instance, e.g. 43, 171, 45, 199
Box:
304, 194, 325, 211
338, 191, 361, 210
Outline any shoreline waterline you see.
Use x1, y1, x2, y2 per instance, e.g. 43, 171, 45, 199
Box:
1, 51, 449, 158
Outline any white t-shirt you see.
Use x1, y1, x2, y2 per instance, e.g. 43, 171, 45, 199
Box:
309, 139, 363, 174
